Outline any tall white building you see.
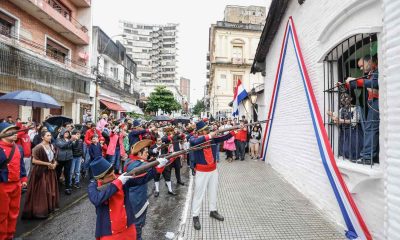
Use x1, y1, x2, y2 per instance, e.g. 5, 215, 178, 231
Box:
119, 21, 178, 85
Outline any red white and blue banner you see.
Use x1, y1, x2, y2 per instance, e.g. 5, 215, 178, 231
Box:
260, 17, 372, 240
232, 79, 248, 117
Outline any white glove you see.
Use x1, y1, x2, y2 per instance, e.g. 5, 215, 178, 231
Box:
117, 173, 132, 185
153, 148, 159, 154
157, 158, 169, 168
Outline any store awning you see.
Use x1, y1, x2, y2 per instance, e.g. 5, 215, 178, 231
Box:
121, 102, 144, 115
100, 99, 126, 112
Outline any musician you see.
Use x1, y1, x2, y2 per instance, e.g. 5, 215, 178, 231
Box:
88, 155, 167, 240
189, 120, 236, 230
124, 140, 157, 240
0, 122, 27, 240
150, 135, 175, 197
128, 120, 156, 148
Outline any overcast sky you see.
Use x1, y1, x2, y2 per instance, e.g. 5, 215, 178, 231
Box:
92, 0, 268, 104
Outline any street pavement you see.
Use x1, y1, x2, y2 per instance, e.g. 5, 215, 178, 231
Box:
17, 155, 346, 240
20, 162, 190, 240
178, 156, 345, 240
16, 178, 90, 238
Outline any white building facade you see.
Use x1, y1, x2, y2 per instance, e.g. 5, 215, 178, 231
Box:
252, 0, 400, 239
207, 6, 265, 120
119, 21, 178, 90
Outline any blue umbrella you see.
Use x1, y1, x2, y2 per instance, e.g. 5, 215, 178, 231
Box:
0, 90, 60, 108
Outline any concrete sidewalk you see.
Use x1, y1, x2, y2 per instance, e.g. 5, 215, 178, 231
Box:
178, 157, 345, 240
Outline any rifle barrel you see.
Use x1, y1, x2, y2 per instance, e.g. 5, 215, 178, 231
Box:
96, 143, 214, 191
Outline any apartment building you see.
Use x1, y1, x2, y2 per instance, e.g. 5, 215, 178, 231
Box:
0, 0, 93, 123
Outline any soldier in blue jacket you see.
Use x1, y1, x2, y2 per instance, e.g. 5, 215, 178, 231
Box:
123, 140, 158, 240
88, 155, 167, 240
190, 120, 236, 230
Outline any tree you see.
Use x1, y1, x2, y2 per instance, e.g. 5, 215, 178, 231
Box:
145, 86, 181, 114
192, 99, 205, 116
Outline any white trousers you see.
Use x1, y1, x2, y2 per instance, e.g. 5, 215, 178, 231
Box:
192, 169, 219, 217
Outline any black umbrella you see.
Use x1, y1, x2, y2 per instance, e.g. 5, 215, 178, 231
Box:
172, 116, 190, 125
152, 115, 171, 122
45, 115, 73, 127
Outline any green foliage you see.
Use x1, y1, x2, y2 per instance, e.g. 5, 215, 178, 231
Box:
145, 86, 181, 114
192, 99, 205, 116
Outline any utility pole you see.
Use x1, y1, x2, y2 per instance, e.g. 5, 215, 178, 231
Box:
93, 33, 125, 121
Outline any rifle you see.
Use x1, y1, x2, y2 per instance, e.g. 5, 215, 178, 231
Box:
215, 119, 270, 134
97, 143, 214, 191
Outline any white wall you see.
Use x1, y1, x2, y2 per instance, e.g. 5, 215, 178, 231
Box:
260, 0, 384, 238
382, 0, 400, 239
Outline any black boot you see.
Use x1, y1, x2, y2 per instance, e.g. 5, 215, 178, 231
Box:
193, 216, 201, 230
168, 190, 177, 196
210, 211, 224, 221
177, 181, 185, 186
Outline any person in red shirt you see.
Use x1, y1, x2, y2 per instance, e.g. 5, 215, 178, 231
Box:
234, 121, 247, 161
16, 121, 32, 177
0, 122, 27, 240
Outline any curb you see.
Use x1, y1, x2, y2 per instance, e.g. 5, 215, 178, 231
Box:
19, 193, 88, 239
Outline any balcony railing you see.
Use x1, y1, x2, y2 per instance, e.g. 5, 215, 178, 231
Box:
13, 0, 89, 44
0, 42, 91, 96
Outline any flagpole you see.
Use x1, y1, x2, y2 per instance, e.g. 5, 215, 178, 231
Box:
241, 100, 251, 120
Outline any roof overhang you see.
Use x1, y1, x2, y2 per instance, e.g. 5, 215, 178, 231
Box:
251, 0, 290, 74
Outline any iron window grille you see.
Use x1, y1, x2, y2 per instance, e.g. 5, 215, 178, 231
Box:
323, 33, 379, 167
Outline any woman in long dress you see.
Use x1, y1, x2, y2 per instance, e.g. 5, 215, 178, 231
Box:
22, 131, 59, 219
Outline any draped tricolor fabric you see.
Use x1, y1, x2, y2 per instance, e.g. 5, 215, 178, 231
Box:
232, 79, 248, 117
259, 17, 371, 240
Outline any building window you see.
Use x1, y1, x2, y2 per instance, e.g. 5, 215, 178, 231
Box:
46, 38, 69, 63
323, 33, 379, 165
0, 11, 16, 38
110, 67, 118, 80
232, 74, 242, 93
48, 0, 72, 21
232, 46, 243, 64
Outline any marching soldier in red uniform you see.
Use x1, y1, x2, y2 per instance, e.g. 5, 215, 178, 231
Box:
0, 122, 27, 240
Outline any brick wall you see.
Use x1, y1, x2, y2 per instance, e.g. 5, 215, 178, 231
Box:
0, 0, 85, 69
260, 0, 384, 238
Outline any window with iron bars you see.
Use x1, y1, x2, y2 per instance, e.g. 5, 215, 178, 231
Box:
323, 33, 379, 166
0, 11, 16, 38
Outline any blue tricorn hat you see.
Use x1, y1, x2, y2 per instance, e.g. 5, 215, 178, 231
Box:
90, 156, 113, 180
0, 122, 19, 135
195, 120, 209, 132
133, 120, 140, 127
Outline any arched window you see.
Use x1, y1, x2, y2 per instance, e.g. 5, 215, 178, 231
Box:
323, 33, 379, 165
